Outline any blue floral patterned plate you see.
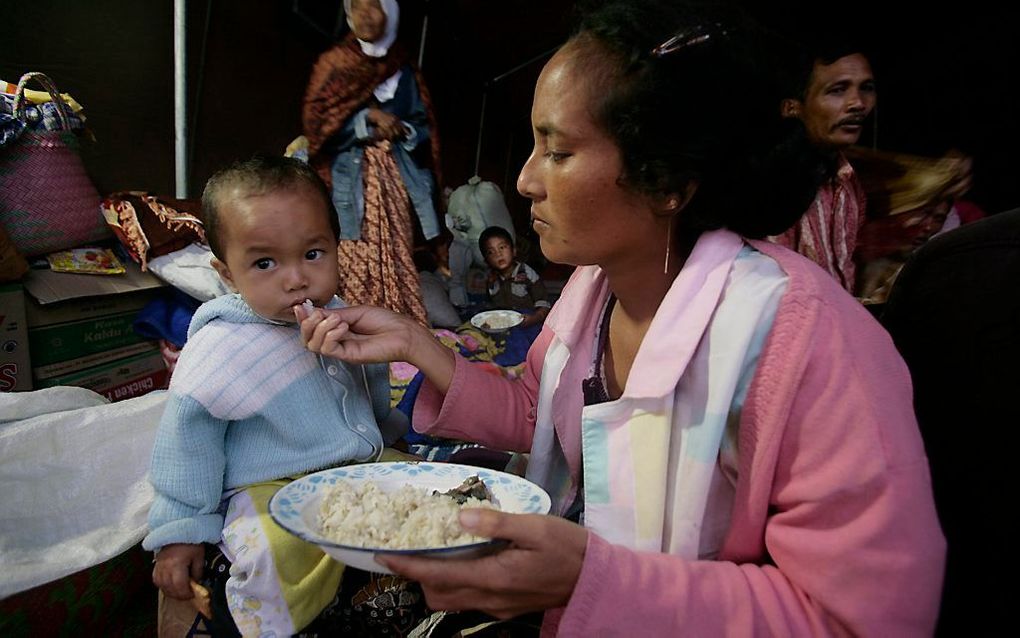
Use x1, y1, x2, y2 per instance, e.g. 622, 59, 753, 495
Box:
269, 461, 551, 574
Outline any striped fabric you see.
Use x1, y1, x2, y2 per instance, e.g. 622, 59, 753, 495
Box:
767, 154, 866, 293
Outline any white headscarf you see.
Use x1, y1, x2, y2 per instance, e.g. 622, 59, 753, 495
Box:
344, 0, 402, 102
344, 0, 399, 57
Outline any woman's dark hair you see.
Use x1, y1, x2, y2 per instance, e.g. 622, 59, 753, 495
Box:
202, 155, 340, 259
571, 0, 827, 238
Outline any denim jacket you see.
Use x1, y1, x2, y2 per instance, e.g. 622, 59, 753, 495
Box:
326, 65, 439, 241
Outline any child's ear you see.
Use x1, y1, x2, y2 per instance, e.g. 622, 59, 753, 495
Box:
211, 257, 238, 292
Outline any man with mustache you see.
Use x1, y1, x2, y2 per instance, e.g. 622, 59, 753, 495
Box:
769, 45, 877, 293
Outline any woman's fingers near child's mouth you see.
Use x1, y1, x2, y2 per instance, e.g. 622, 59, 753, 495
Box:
308, 314, 341, 347
321, 318, 347, 345
326, 324, 350, 342
293, 303, 319, 321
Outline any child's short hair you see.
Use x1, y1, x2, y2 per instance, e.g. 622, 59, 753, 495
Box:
478, 226, 514, 253
202, 155, 339, 259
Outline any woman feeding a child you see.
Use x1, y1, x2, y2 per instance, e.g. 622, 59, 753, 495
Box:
298, 0, 945, 634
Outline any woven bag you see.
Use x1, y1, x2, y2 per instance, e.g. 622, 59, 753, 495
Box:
0, 72, 109, 257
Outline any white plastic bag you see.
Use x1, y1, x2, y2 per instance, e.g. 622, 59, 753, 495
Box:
446, 176, 515, 266
147, 242, 231, 302
0, 388, 165, 598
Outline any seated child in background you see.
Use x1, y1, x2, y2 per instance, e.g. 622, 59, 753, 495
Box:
478, 226, 550, 366
479, 226, 550, 328
426, 227, 475, 315
413, 247, 462, 329
143, 156, 406, 637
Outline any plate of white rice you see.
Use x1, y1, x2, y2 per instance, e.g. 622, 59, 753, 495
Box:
269, 462, 551, 573
470, 309, 524, 334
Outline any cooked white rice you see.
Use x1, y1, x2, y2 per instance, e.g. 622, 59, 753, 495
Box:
318, 481, 499, 549
478, 312, 519, 330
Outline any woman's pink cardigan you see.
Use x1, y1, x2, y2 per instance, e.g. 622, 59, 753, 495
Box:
414, 241, 945, 636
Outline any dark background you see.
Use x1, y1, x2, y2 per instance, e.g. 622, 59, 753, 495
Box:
4, 0, 1018, 243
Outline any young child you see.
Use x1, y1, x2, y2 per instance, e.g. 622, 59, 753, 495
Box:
478, 226, 550, 328
142, 156, 405, 636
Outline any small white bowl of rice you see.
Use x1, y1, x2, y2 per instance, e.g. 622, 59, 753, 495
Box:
470, 309, 524, 334
269, 461, 551, 574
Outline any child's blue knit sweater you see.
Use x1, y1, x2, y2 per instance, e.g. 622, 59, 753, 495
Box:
143, 294, 400, 551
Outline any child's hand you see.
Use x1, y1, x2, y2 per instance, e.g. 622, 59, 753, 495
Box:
153, 543, 205, 600
522, 307, 548, 328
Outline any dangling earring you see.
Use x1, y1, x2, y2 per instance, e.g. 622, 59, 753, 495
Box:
662, 195, 680, 275
663, 213, 673, 275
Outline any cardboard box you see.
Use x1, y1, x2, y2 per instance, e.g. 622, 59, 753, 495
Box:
20, 261, 168, 388
0, 283, 32, 392
24, 279, 163, 366
14, 261, 172, 400
22, 261, 166, 306
35, 350, 168, 401
102, 366, 169, 402
32, 340, 160, 381
23, 286, 160, 326
28, 310, 152, 369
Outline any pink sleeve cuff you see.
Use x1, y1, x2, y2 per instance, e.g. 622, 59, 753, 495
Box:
554, 531, 612, 636
411, 353, 474, 441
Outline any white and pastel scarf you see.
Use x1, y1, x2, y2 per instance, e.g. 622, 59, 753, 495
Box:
528, 231, 787, 557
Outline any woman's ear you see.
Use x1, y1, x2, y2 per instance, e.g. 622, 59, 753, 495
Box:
661, 181, 699, 216
211, 257, 237, 292
780, 98, 802, 119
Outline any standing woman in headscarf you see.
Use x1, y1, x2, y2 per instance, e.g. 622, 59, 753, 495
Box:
303, 0, 441, 326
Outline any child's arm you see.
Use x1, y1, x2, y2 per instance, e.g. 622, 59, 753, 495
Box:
153, 543, 206, 600
143, 392, 229, 597
363, 360, 410, 446
522, 266, 551, 327
522, 305, 549, 328
145, 395, 229, 549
